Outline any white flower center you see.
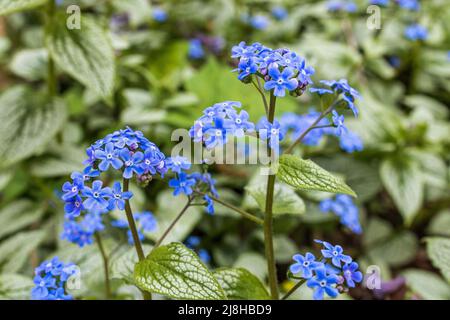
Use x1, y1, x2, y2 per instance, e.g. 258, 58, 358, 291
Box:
215, 129, 222, 136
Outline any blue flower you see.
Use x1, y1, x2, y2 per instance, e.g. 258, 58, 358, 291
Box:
290, 253, 322, 279
31, 257, 77, 300
370, 0, 389, 6
169, 172, 196, 196
62, 213, 104, 247
339, 130, 363, 153
81, 180, 112, 213
327, 0, 358, 12
64, 195, 84, 219
152, 7, 167, 22
236, 58, 258, 80
317, 240, 353, 267
250, 15, 270, 30
309, 87, 333, 96
188, 39, 204, 59
94, 142, 123, 171
397, 0, 420, 11
166, 156, 191, 174
108, 181, 133, 211
342, 262, 363, 288
204, 117, 232, 149
31, 275, 55, 300
271, 6, 288, 20
404, 23, 428, 41
198, 249, 211, 264
264, 66, 298, 97
280, 111, 331, 146
231, 41, 259, 59
61, 179, 83, 201
320, 79, 360, 116
229, 110, 254, 137
331, 110, 347, 136
120, 149, 145, 179
306, 266, 339, 300
319, 194, 362, 234
185, 236, 201, 249
70, 166, 100, 182
204, 195, 215, 215
257, 118, 285, 149
137, 211, 158, 233
190, 172, 219, 198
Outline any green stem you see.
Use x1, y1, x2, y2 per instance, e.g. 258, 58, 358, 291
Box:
122, 178, 151, 300
94, 233, 112, 300
45, 0, 57, 97
153, 198, 192, 249
281, 279, 306, 300
195, 192, 264, 225
264, 92, 279, 300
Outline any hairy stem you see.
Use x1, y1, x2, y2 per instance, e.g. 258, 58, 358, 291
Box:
195, 192, 264, 225
154, 198, 192, 248
94, 233, 111, 300
281, 279, 306, 300
45, 0, 57, 97
122, 178, 151, 300
264, 92, 279, 300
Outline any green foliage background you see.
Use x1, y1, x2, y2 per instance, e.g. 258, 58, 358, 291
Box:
0, 0, 449, 300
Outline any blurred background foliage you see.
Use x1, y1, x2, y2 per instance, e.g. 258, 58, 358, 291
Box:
0, 0, 449, 300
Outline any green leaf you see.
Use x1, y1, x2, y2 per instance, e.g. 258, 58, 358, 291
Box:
233, 252, 267, 280
276, 155, 356, 197
46, 14, 115, 99
0, 230, 46, 273
0, 0, 47, 15
214, 268, 269, 300
10, 48, 48, 81
134, 242, 226, 300
402, 269, 450, 300
380, 156, 424, 225
0, 274, 33, 300
245, 174, 305, 215
0, 201, 44, 239
426, 210, 450, 237
426, 237, 450, 283
368, 231, 418, 267
0, 87, 67, 167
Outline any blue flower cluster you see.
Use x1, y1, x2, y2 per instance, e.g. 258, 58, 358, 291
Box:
327, 0, 358, 12
189, 101, 255, 149
278, 110, 364, 153
112, 211, 158, 244
31, 257, 78, 300
319, 195, 362, 234
185, 236, 211, 264
231, 42, 314, 97
61, 127, 167, 247
289, 240, 362, 300
404, 23, 428, 41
